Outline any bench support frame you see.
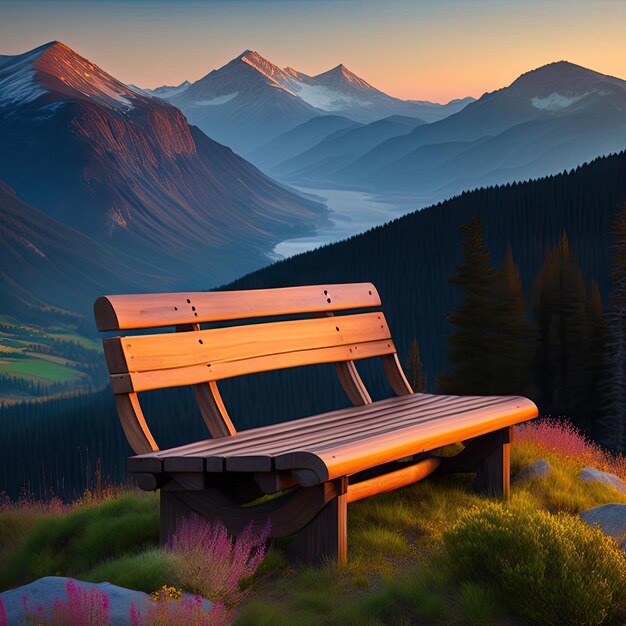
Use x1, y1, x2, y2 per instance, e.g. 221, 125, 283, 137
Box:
439, 427, 512, 498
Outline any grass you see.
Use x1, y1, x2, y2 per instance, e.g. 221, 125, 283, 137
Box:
0, 316, 107, 401
0, 357, 83, 382
1, 419, 625, 624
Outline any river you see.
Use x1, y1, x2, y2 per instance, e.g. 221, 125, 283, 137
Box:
272, 187, 427, 259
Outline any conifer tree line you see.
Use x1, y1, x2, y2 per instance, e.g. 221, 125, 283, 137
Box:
435, 206, 626, 452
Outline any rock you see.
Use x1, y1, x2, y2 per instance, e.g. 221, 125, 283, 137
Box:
578, 467, 626, 494
0, 576, 213, 625
513, 459, 552, 482
580, 504, 626, 550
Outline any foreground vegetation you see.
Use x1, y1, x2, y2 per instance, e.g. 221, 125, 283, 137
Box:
1, 420, 625, 625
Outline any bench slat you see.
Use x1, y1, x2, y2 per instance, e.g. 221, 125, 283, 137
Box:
110, 340, 396, 394
95, 283, 381, 331
164, 394, 443, 460
224, 397, 504, 470
220, 396, 512, 472
108, 312, 391, 374
130, 394, 536, 476
274, 396, 537, 484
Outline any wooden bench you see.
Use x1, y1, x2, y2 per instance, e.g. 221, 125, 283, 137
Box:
94, 282, 538, 565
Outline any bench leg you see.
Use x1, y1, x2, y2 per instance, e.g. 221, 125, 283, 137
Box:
160, 490, 194, 546
289, 489, 348, 566
439, 427, 511, 499
473, 434, 510, 499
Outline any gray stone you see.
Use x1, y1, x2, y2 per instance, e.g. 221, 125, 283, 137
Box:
0, 576, 213, 625
580, 504, 626, 550
578, 467, 626, 494
513, 459, 552, 483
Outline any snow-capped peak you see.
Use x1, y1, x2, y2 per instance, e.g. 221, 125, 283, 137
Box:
0, 40, 144, 111
238, 50, 299, 91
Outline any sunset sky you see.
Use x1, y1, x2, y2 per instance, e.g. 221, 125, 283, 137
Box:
1, 0, 625, 102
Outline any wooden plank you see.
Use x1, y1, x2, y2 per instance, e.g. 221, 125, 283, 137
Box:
153, 397, 516, 476
94, 283, 381, 331
276, 396, 538, 485
347, 457, 441, 503
112, 312, 391, 374
221, 395, 497, 472
139, 394, 448, 462
111, 339, 397, 394
131, 394, 464, 468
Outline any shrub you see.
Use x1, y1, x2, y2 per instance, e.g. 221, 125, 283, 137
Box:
0, 494, 159, 588
514, 418, 626, 479
167, 515, 270, 603
85, 549, 181, 593
444, 501, 626, 625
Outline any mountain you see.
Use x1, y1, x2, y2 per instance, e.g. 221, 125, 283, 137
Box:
127, 80, 191, 99
406, 96, 476, 123
0, 42, 325, 291
332, 61, 626, 196
168, 50, 473, 155
145, 80, 191, 99
0, 180, 153, 318
248, 114, 362, 171
299, 63, 435, 123
169, 50, 321, 155
272, 114, 427, 181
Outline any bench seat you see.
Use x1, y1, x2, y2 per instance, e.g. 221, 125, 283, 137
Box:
130, 393, 536, 486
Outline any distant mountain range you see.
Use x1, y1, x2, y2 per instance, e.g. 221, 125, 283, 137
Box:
0, 41, 325, 318
268, 61, 626, 201
144, 50, 472, 155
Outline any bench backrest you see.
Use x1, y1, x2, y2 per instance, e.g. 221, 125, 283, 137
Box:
94, 283, 413, 454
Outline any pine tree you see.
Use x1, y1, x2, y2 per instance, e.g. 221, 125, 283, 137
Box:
580, 280, 606, 435
532, 231, 588, 419
491, 245, 535, 395
439, 213, 501, 395
601, 203, 626, 451
405, 338, 427, 392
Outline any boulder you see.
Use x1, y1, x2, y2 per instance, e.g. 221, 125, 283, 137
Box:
579, 504, 626, 550
0, 576, 212, 625
578, 467, 626, 494
513, 459, 552, 483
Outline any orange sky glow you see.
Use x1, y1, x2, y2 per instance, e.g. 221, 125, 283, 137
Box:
1, 0, 625, 103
